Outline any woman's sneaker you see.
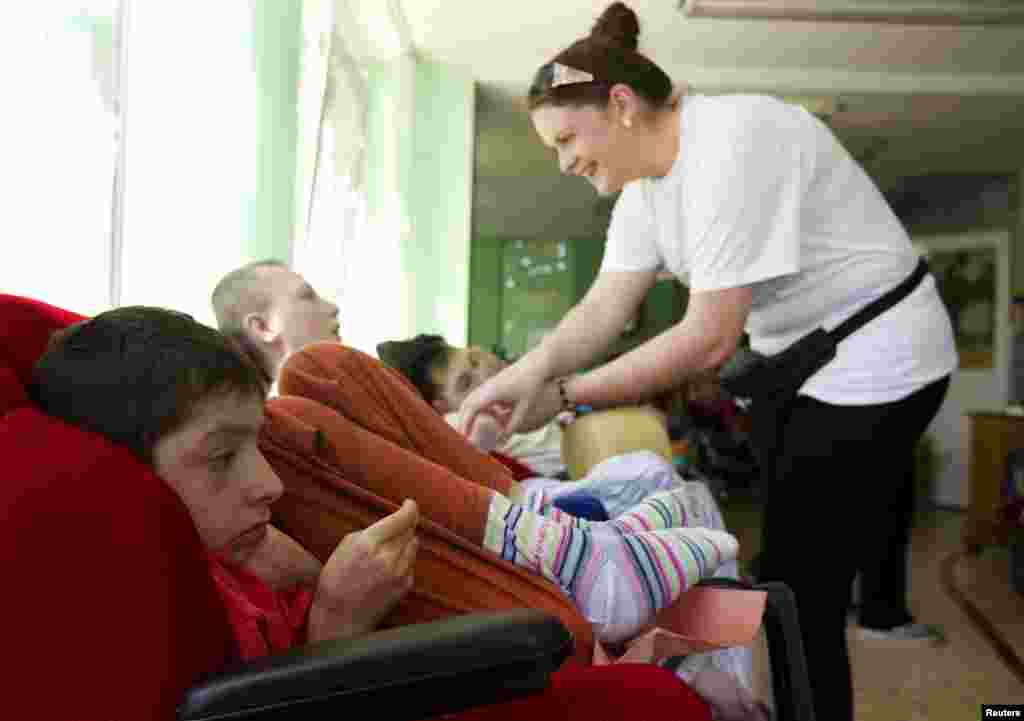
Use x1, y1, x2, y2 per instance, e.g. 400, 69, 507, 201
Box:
856, 622, 947, 644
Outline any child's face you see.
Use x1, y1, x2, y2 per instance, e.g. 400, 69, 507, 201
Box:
431, 346, 507, 414
153, 392, 283, 564
262, 267, 341, 357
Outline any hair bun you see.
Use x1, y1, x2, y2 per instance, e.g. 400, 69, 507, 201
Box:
590, 2, 640, 51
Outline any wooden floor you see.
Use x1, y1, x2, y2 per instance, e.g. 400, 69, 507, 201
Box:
720, 496, 1024, 720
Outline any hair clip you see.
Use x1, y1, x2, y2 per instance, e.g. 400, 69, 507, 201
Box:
550, 62, 595, 88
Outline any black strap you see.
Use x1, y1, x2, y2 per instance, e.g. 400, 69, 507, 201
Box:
829, 258, 929, 344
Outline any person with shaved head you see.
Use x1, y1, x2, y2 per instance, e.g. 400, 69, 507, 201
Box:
212, 260, 340, 390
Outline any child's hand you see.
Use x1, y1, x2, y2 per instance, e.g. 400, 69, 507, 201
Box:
308, 500, 419, 642
467, 412, 503, 451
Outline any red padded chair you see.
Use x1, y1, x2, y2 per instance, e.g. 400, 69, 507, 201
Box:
0, 293, 719, 721
0, 295, 237, 720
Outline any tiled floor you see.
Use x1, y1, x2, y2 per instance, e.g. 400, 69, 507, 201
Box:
721, 496, 1024, 720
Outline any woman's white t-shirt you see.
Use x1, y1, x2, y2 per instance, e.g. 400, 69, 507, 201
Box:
601, 93, 957, 405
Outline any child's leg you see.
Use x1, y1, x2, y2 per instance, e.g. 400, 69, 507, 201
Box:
279, 343, 516, 495
612, 480, 721, 534
269, 395, 495, 545
520, 450, 684, 520
277, 345, 739, 641
485, 493, 738, 643
524, 472, 724, 537
268, 395, 736, 644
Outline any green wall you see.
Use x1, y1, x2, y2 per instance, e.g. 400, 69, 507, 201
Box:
248, 0, 302, 263
469, 234, 686, 360
364, 54, 475, 346
237, 9, 479, 345
469, 235, 504, 352
412, 60, 475, 346
364, 56, 416, 341
572, 236, 687, 362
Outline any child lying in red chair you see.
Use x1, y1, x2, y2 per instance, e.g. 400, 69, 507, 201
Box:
26, 304, 728, 721
269, 341, 767, 720
29, 307, 413, 653
277, 341, 738, 644
208, 261, 761, 716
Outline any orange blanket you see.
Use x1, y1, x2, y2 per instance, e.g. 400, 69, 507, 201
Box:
263, 343, 764, 669
261, 342, 596, 663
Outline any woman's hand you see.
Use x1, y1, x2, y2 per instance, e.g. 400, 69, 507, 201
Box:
307, 499, 419, 643
458, 363, 561, 442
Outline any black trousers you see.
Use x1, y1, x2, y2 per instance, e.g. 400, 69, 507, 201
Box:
756, 375, 949, 721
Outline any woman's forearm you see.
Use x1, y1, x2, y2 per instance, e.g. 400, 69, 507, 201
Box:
567, 323, 723, 409
530, 271, 655, 380
566, 287, 750, 409
528, 301, 618, 379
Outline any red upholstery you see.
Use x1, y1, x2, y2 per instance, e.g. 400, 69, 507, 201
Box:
0, 294, 235, 721
0, 294, 85, 414
0, 294, 709, 721
449, 662, 710, 721
490, 450, 536, 481
0, 363, 27, 418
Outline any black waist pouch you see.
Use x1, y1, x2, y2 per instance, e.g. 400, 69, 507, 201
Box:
720, 259, 930, 402
719, 330, 837, 474
717, 259, 930, 473
719, 328, 836, 401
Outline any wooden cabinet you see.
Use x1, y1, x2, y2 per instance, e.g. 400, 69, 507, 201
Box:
964, 411, 1024, 552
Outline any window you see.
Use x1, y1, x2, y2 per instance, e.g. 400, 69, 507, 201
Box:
117, 1, 260, 326
1, 2, 282, 326
0, 2, 121, 316
291, 4, 379, 351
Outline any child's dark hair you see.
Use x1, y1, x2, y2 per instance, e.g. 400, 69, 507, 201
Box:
528, 2, 672, 112
31, 306, 268, 463
376, 334, 452, 404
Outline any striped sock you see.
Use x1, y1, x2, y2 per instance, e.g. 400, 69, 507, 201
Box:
524, 481, 719, 535
483, 493, 738, 643
610, 485, 715, 534
518, 477, 593, 526
518, 477, 562, 514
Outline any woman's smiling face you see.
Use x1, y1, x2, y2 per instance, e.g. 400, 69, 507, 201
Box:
531, 102, 633, 196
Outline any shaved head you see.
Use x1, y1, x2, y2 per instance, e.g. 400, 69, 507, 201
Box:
211, 259, 339, 383
211, 259, 286, 336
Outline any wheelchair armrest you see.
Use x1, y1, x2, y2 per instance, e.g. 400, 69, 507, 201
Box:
697, 578, 815, 721
178, 609, 574, 721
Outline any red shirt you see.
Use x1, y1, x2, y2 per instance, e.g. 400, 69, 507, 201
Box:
206, 552, 315, 661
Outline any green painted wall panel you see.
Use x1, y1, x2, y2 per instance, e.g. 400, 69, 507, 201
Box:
411, 60, 474, 345
469, 235, 503, 351
469, 234, 685, 361
248, 0, 301, 263
363, 56, 474, 346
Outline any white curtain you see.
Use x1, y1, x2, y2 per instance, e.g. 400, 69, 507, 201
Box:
0, 2, 120, 316
292, 0, 380, 354
117, 1, 259, 327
